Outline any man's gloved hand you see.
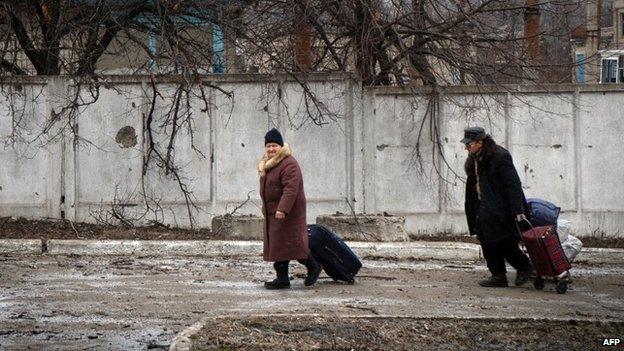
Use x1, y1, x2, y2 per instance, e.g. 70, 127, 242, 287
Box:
515, 213, 532, 232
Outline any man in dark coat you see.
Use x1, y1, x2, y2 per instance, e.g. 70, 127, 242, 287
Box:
463, 126, 533, 287
258, 128, 321, 289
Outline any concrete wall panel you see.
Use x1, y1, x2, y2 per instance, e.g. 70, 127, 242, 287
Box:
372, 95, 438, 214
213, 83, 270, 206
75, 86, 144, 207
141, 84, 212, 205
509, 94, 576, 210
579, 92, 624, 211
0, 84, 60, 217
281, 82, 349, 204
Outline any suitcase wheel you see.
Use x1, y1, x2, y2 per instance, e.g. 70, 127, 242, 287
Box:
533, 276, 545, 290
347, 279, 355, 285
555, 280, 568, 294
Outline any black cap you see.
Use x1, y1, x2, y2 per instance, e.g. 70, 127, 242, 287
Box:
264, 128, 284, 146
461, 126, 486, 144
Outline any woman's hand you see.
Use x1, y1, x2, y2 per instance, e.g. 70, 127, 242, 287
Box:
275, 211, 285, 220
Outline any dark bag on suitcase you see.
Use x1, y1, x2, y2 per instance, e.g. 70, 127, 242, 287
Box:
307, 224, 362, 284
526, 198, 561, 227
521, 225, 571, 277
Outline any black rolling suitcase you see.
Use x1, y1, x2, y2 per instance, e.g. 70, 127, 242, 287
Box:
307, 224, 362, 284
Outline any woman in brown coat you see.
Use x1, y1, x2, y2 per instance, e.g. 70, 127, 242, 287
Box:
258, 128, 321, 289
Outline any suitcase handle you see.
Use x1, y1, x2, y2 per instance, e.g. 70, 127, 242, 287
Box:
516, 218, 533, 231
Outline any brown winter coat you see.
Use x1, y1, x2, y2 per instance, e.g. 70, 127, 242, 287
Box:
258, 143, 309, 262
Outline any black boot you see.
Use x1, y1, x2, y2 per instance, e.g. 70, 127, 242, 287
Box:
299, 255, 322, 287
515, 263, 534, 286
264, 261, 290, 290
478, 274, 508, 287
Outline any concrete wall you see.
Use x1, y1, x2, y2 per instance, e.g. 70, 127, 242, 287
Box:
1, 75, 623, 238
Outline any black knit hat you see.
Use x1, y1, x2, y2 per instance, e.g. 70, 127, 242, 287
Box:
264, 128, 284, 146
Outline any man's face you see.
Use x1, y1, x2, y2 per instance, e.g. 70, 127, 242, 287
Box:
465, 140, 483, 155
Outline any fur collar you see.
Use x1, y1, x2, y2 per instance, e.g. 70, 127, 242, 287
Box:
258, 143, 292, 177
464, 136, 497, 174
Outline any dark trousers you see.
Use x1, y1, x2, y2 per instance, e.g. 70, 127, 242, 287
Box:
481, 236, 531, 276
274, 259, 310, 267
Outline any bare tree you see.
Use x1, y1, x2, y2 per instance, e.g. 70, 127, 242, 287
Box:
0, 1, 238, 227
0, 0, 586, 87
0, 0, 585, 225
223, 1, 582, 85
226, 0, 584, 179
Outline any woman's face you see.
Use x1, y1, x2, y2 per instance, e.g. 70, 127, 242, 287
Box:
265, 142, 282, 158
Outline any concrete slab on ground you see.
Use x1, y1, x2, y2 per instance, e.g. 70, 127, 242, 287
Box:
0, 239, 41, 254
316, 215, 410, 242
574, 248, 624, 265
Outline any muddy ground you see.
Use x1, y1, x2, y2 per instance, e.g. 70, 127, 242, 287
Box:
192, 316, 623, 351
2, 217, 624, 248
0, 216, 213, 240
0, 255, 623, 350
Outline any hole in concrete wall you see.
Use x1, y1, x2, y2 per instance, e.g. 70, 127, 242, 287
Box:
115, 126, 137, 148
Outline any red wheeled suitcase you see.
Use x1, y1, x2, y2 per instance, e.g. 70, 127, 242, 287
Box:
520, 224, 572, 294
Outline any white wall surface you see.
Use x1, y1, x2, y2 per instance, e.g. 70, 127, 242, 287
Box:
1, 76, 623, 238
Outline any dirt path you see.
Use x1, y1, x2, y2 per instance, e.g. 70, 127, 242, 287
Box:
0, 255, 623, 350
